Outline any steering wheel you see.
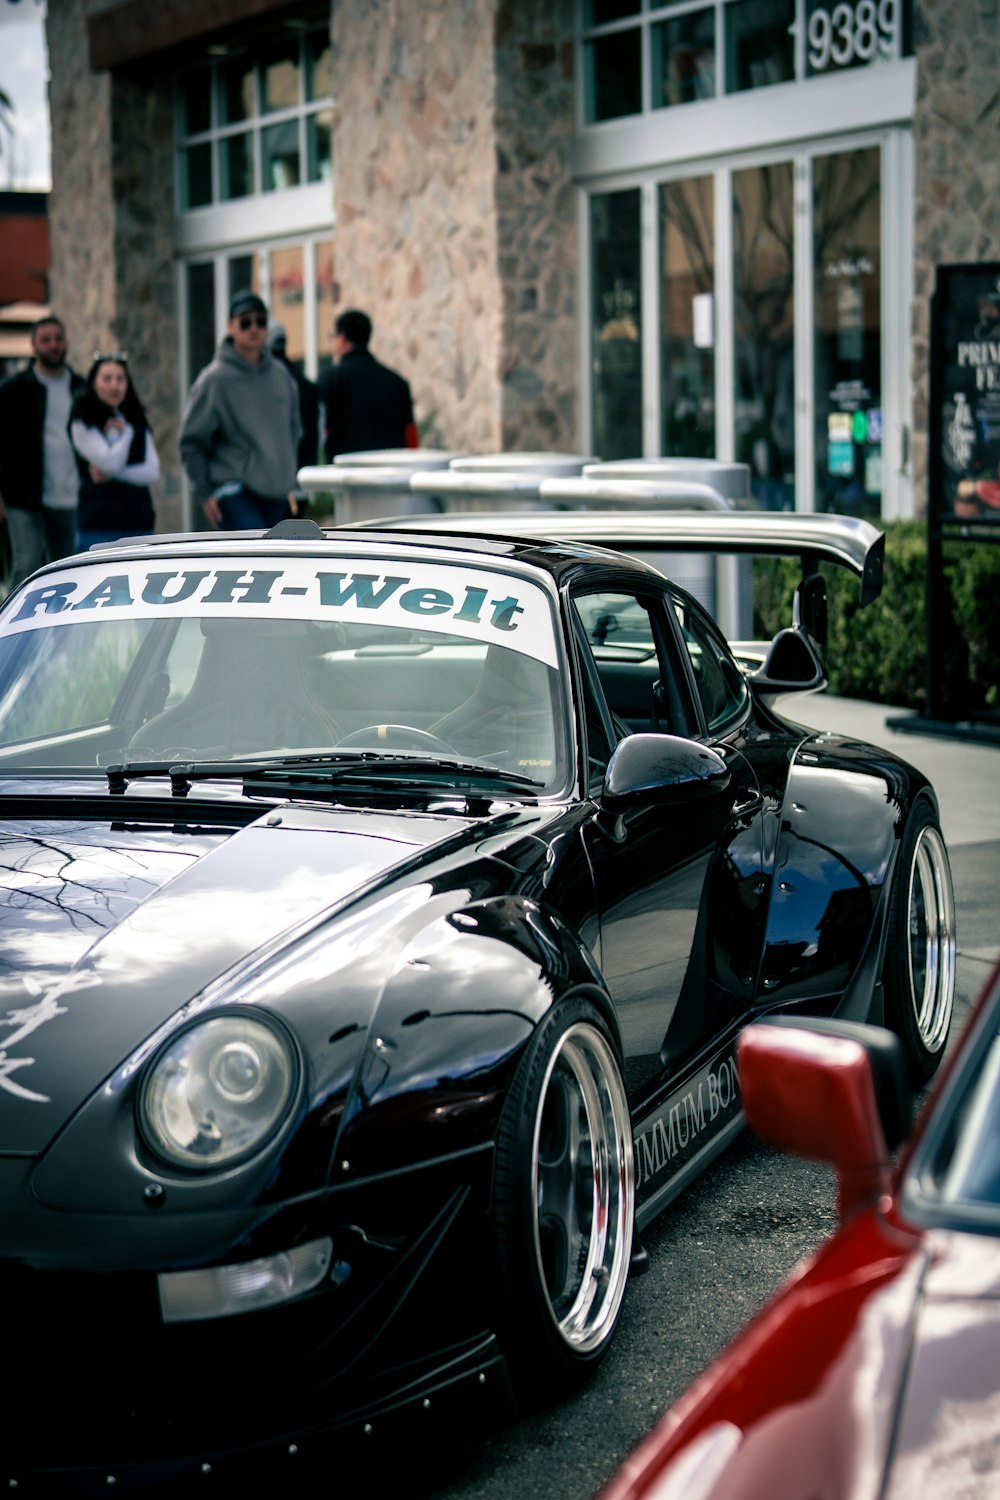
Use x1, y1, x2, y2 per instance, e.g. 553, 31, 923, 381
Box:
336, 723, 459, 755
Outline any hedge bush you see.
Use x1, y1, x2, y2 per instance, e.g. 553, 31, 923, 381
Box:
752, 519, 1000, 714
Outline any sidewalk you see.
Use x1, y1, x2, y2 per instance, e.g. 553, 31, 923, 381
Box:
780, 691, 999, 971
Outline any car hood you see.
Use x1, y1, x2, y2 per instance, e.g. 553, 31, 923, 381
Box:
0, 797, 527, 1155
605, 1216, 1000, 1500
884, 1228, 1000, 1498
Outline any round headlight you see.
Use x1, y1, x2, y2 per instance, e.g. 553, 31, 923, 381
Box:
140, 1014, 298, 1171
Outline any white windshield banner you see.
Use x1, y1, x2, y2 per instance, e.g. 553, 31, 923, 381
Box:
1, 557, 559, 666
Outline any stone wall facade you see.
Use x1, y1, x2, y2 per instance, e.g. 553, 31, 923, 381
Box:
330, 0, 505, 452
46, 0, 181, 530
911, 0, 1000, 512
329, 0, 577, 454
495, 0, 578, 452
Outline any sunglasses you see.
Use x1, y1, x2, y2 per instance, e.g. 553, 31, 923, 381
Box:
238, 313, 268, 331
92, 350, 128, 364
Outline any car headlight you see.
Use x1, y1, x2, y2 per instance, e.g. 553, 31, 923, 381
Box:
140, 1013, 298, 1170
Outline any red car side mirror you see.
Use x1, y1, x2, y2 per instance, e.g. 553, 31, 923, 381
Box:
737, 1018, 910, 1221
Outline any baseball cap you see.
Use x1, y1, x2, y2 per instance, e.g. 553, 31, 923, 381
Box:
229, 290, 268, 319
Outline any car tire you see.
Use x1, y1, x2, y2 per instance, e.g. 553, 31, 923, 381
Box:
883, 798, 956, 1084
492, 996, 634, 1402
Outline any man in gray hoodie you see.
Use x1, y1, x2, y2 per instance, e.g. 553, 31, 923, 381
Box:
180, 291, 302, 530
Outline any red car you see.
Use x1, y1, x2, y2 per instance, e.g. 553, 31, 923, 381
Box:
600, 958, 1000, 1500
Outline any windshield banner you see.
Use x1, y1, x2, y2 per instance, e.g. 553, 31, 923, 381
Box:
1, 557, 559, 666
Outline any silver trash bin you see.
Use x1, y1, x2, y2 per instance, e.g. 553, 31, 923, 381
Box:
411, 452, 600, 514
297, 450, 460, 525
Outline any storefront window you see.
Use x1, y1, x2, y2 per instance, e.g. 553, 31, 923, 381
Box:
228, 253, 261, 310
660, 177, 716, 458
306, 30, 332, 100
591, 189, 642, 460
221, 56, 255, 125
307, 112, 332, 183
261, 38, 299, 113
271, 245, 306, 368
220, 133, 254, 200
185, 262, 216, 388
182, 142, 212, 209
315, 240, 336, 376
263, 121, 300, 192
584, 29, 642, 122
813, 146, 882, 518
652, 9, 716, 109
725, 0, 796, 92
175, 25, 332, 211
733, 162, 795, 508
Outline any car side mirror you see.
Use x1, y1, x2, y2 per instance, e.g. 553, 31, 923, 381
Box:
794, 572, 827, 650
600, 733, 730, 817
737, 1017, 911, 1222
747, 627, 826, 696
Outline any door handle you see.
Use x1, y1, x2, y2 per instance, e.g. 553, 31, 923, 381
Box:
729, 791, 764, 827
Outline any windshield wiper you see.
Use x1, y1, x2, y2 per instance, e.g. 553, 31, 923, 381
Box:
106, 753, 545, 799
244, 754, 545, 795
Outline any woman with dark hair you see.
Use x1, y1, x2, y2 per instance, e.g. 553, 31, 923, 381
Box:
70, 354, 160, 549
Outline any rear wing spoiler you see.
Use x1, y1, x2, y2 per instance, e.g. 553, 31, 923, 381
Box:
345, 510, 885, 607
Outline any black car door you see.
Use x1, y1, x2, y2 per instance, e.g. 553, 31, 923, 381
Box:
572, 581, 767, 1114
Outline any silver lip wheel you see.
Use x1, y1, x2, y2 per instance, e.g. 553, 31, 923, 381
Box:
530, 1021, 634, 1354
907, 823, 956, 1055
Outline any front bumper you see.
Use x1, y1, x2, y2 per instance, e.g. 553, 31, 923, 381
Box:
3, 1147, 506, 1488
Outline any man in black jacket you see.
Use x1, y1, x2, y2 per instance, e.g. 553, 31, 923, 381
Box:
318, 309, 417, 459
0, 316, 85, 588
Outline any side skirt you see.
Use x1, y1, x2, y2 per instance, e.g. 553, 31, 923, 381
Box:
632, 1032, 745, 1232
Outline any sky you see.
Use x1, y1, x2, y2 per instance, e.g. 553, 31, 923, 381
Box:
0, 1, 50, 190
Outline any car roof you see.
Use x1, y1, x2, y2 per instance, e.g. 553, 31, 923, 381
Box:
49, 521, 668, 592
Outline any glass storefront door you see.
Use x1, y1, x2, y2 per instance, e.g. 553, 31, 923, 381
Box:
732, 160, 795, 509
590, 189, 643, 461
660, 176, 716, 458
813, 146, 882, 518
588, 130, 907, 517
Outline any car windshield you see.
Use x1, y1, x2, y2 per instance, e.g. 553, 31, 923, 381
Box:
0, 552, 566, 792
908, 984, 1000, 1229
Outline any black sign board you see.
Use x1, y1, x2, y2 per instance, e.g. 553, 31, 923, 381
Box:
920, 262, 1000, 732
930, 262, 1000, 522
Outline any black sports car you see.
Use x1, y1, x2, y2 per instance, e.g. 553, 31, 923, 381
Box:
0, 513, 954, 1489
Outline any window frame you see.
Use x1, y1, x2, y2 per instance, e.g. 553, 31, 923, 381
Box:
174, 25, 333, 216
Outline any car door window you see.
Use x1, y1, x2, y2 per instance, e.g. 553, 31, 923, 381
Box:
672, 592, 749, 736
573, 591, 661, 735
572, 588, 696, 756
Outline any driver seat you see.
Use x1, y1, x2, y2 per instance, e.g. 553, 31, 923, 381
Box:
431, 645, 555, 770
128, 619, 342, 760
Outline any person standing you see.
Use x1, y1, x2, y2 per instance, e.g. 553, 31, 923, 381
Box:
268, 322, 320, 469
318, 308, 418, 459
0, 316, 85, 587
70, 355, 160, 549
180, 291, 302, 530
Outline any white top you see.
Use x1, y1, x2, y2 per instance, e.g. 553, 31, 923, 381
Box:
70, 419, 161, 487
37, 369, 78, 510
